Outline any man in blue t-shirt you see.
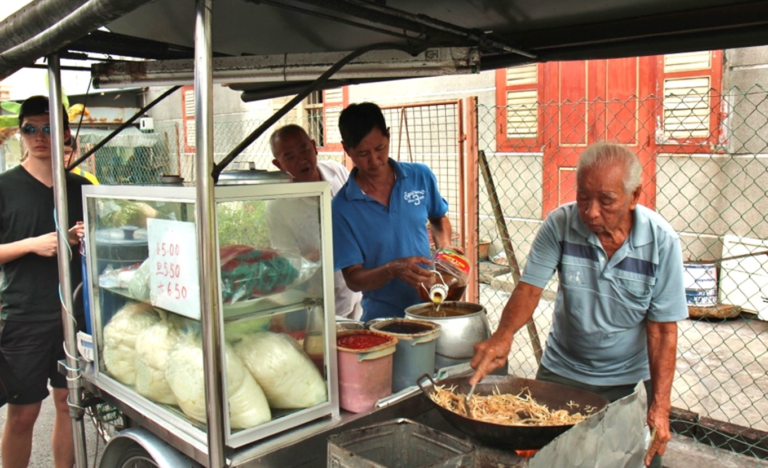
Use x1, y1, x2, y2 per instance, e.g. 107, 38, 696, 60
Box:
469, 142, 687, 468
332, 102, 453, 321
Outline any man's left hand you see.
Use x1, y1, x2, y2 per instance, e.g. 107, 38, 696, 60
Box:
645, 403, 671, 466
68, 221, 84, 246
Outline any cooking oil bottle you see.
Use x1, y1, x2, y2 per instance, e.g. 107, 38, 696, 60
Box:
418, 248, 470, 305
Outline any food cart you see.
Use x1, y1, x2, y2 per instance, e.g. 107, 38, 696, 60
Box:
2, 1, 767, 467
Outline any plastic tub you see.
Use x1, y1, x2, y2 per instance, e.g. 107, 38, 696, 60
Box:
337, 330, 398, 413
684, 263, 717, 307
369, 319, 440, 392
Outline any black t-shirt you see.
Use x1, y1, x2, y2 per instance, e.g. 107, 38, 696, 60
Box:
0, 165, 90, 322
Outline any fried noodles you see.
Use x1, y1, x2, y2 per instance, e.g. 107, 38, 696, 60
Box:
429, 385, 595, 426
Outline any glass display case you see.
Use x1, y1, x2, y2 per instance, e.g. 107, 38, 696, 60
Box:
82, 181, 339, 449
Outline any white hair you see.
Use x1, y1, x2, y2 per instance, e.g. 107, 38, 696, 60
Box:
577, 142, 642, 194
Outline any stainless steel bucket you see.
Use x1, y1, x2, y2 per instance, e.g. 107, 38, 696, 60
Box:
404, 302, 490, 371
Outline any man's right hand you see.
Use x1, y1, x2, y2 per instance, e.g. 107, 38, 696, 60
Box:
469, 333, 513, 385
28, 232, 59, 257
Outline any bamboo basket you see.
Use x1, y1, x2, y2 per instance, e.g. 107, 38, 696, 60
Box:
688, 304, 740, 320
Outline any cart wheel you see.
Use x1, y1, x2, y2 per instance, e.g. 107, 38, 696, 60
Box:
113, 443, 159, 468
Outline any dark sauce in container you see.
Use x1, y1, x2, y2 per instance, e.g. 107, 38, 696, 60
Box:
380, 321, 433, 334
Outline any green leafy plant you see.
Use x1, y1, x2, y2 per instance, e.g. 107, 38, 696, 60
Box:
216, 200, 271, 247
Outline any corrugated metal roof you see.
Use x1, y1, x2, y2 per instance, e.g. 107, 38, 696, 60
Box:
1, 0, 768, 85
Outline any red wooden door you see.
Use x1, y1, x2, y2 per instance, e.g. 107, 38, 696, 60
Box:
540, 57, 657, 216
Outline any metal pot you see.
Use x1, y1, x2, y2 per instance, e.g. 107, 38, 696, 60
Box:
216, 168, 292, 185
94, 225, 148, 269
404, 301, 490, 370
417, 374, 610, 450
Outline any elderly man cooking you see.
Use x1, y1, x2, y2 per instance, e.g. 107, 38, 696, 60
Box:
470, 142, 686, 468
332, 102, 454, 322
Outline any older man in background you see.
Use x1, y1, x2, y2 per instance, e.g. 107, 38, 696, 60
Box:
266, 124, 362, 319
470, 142, 687, 467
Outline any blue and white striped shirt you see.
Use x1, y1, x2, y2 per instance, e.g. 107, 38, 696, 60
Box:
521, 203, 688, 385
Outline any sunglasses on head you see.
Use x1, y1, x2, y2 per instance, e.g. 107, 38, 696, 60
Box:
20, 124, 52, 136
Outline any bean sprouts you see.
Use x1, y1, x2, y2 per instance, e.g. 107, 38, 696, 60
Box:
430, 385, 594, 426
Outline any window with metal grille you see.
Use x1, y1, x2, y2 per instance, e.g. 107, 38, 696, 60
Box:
323, 88, 344, 145
506, 89, 538, 138
657, 51, 723, 146
181, 85, 195, 153
305, 90, 324, 147
663, 76, 711, 139
303, 86, 347, 151
495, 63, 540, 151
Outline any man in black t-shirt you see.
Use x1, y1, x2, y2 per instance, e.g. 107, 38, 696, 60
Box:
0, 96, 90, 468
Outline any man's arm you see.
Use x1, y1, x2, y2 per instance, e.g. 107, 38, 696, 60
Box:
429, 216, 452, 250
644, 320, 678, 466
469, 281, 544, 384
341, 256, 433, 293
0, 224, 84, 265
0, 233, 58, 264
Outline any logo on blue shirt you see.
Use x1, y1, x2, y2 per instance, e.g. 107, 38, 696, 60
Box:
404, 189, 426, 205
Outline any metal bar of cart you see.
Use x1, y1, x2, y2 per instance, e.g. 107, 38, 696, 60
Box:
66, 85, 181, 171
48, 53, 89, 468
193, 0, 227, 466
223, 299, 322, 324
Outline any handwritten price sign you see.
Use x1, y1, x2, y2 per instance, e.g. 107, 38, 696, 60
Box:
148, 219, 200, 319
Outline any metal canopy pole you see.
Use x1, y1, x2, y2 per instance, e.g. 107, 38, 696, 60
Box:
193, 0, 227, 467
48, 54, 88, 468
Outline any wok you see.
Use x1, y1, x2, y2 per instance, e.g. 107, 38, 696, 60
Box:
417, 374, 609, 450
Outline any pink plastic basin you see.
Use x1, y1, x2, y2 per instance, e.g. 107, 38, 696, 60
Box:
336, 330, 398, 413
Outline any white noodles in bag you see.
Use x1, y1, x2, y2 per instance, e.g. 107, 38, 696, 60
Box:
103, 302, 159, 385
234, 332, 327, 409
166, 337, 271, 429
135, 320, 180, 405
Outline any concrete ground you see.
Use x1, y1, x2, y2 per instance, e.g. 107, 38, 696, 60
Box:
665, 434, 763, 468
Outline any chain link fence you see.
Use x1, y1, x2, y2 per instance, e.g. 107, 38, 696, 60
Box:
477, 85, 768, 459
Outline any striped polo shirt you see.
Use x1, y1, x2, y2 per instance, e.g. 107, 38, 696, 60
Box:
521, 203, 688, 386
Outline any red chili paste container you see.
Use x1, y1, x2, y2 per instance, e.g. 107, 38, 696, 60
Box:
336, 330, 398, 413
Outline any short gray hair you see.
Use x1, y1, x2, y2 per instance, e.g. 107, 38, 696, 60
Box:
269, 124, 310, 157
577, 142, 642, 194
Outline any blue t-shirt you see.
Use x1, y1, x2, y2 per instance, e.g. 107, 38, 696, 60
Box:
332, 159, 449, 321
521, 203, 688, 386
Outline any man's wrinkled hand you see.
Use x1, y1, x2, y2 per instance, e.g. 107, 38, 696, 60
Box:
645, 403, 671, 466
469, 334, 512, 385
